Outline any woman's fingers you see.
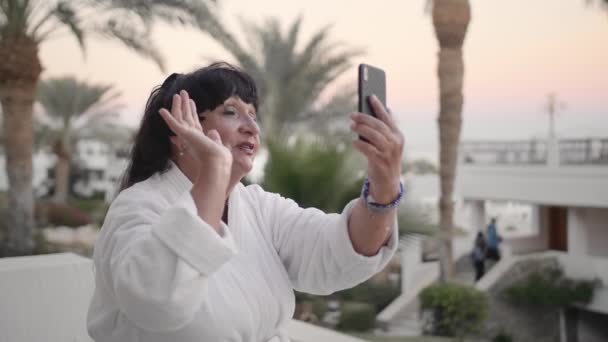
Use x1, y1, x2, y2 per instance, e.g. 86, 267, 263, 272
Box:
353, 139, 382, 163
351, 122, 389, 151
190, 99, 202, 130
207, 129, 222, 144
159, 108, 182, 135
351, 112, 392, 138
180, 90, 195, 127
171, 93, 183, 122
369, 95, 397, 131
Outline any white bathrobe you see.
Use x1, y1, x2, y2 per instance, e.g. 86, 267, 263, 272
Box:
87, 162, 398, 342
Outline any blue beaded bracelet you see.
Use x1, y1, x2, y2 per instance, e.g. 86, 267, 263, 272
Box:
361, 178, 404, 213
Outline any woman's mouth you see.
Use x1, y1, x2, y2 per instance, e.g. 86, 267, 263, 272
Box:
235, 142, 255, 156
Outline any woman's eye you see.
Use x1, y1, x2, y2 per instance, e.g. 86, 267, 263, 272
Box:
223, 109, 236, 115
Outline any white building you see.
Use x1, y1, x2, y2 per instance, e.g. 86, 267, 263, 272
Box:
0, 138, 129, 202
0, 147, 56, 197
71, 138, 129, 201
458, 137, 608, 281
379, 136, 608, 340
459, 136, 608, 340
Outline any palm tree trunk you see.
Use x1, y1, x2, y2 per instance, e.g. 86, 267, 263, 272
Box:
52, 138, 71, 203
433, 0, 471, 282
0, 82, 37, 256
0, 35, 43, 256
54, 155, 70, 203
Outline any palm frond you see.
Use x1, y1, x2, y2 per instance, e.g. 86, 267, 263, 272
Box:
78, 121, 133, 148
285, 15, 302, 56
28, 1, 57, 37
33, 116, 58, 151
37, 76, 123, 131
0, 0, 31, 35
209, 15, 363, 138
262, 137, 364, 213
49, 1, 85, 50
100, 0, 218, 29
97, 19, 165, 71
2, 0, 219, 71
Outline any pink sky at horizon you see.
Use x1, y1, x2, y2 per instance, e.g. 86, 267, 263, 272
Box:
39, 0, 607, 160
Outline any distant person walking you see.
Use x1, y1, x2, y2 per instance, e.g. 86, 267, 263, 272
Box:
472, 232, 487, 281
486, 218, 502, 262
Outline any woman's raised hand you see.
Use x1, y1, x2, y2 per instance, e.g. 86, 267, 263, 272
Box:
159, 90, 233, 171
350, 95, 404, 203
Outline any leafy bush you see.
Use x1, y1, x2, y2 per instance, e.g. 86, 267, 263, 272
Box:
420, 283, 489, 338
262, 139, 364, 214
493, 330, 513, 342
311, 297, 328, 321
69, 197, 109, 226
336, 302, 376, 332
504, 267, 598, 308
294, 291, 311, 303
336, 282, 401, 313
36, 201, 92, 228
32, 230, 62, 255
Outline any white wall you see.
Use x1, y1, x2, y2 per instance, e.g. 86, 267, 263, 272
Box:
0, 140, 128, 201
457, 164, 608, 208
75, 140, 110, 170
561, 208, 608, 286
0, 150, 55, 194
569, 207, 608, 259
0, 253, 95, 342
0, 253, 365, 342
505, 205, 548, 255
582, 208, 608, 258
466, 200, 485, 234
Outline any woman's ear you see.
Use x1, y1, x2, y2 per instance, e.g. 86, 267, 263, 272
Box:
170, 136, 187, 157
169, 136, 181, 148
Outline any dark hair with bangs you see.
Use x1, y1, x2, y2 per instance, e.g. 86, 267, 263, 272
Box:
120, 62, 259, 190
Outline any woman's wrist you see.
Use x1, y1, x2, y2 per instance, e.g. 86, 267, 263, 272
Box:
367, 179, 402, 204
362, 178, 404, 214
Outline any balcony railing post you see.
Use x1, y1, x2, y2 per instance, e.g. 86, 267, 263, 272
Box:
548, 136, 559, 167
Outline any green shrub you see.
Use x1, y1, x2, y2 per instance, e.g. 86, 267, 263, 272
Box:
312, 297, 328, 321
336, 282, 400, 313
294, 291, 312, 303
69, 197, 110, 226
493, 330, 513, 342
32, 230, 62, 255
336, 302, 376, 332
36, 201, 92, 228
261, 139, 364, 214
419, 283, 489, 338
504, 267, 598, 308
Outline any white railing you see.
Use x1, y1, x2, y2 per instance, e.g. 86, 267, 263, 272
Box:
0, 253, 371, 342
461, 137, 608, 167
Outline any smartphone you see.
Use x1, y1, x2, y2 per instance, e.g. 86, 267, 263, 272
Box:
358, 63, 386, 117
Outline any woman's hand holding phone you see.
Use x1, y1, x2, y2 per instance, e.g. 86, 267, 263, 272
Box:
351, 95, 404, 204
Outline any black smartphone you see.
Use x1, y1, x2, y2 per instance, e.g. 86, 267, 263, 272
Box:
358, 63, 386, 117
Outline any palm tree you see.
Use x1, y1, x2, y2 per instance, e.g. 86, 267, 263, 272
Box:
431, 0, 471, 282
262, 136, 438, 237
261, 137, 365, 213
0, 0, 220, 256
36, 76, 124, 203
210, 16, 363, 139
587, 0, 608, 8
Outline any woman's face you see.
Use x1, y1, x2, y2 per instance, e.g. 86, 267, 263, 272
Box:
199, 96, 260, 179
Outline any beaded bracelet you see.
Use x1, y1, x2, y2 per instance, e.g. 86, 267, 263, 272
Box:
360, 178, 404, 213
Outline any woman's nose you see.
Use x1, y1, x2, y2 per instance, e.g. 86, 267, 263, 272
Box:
240, 116, 260, 136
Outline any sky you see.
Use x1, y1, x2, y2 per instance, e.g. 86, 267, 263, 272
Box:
39, 0, 608, 162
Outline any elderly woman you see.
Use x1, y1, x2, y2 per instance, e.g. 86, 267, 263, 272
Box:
87, 62, 405, 342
